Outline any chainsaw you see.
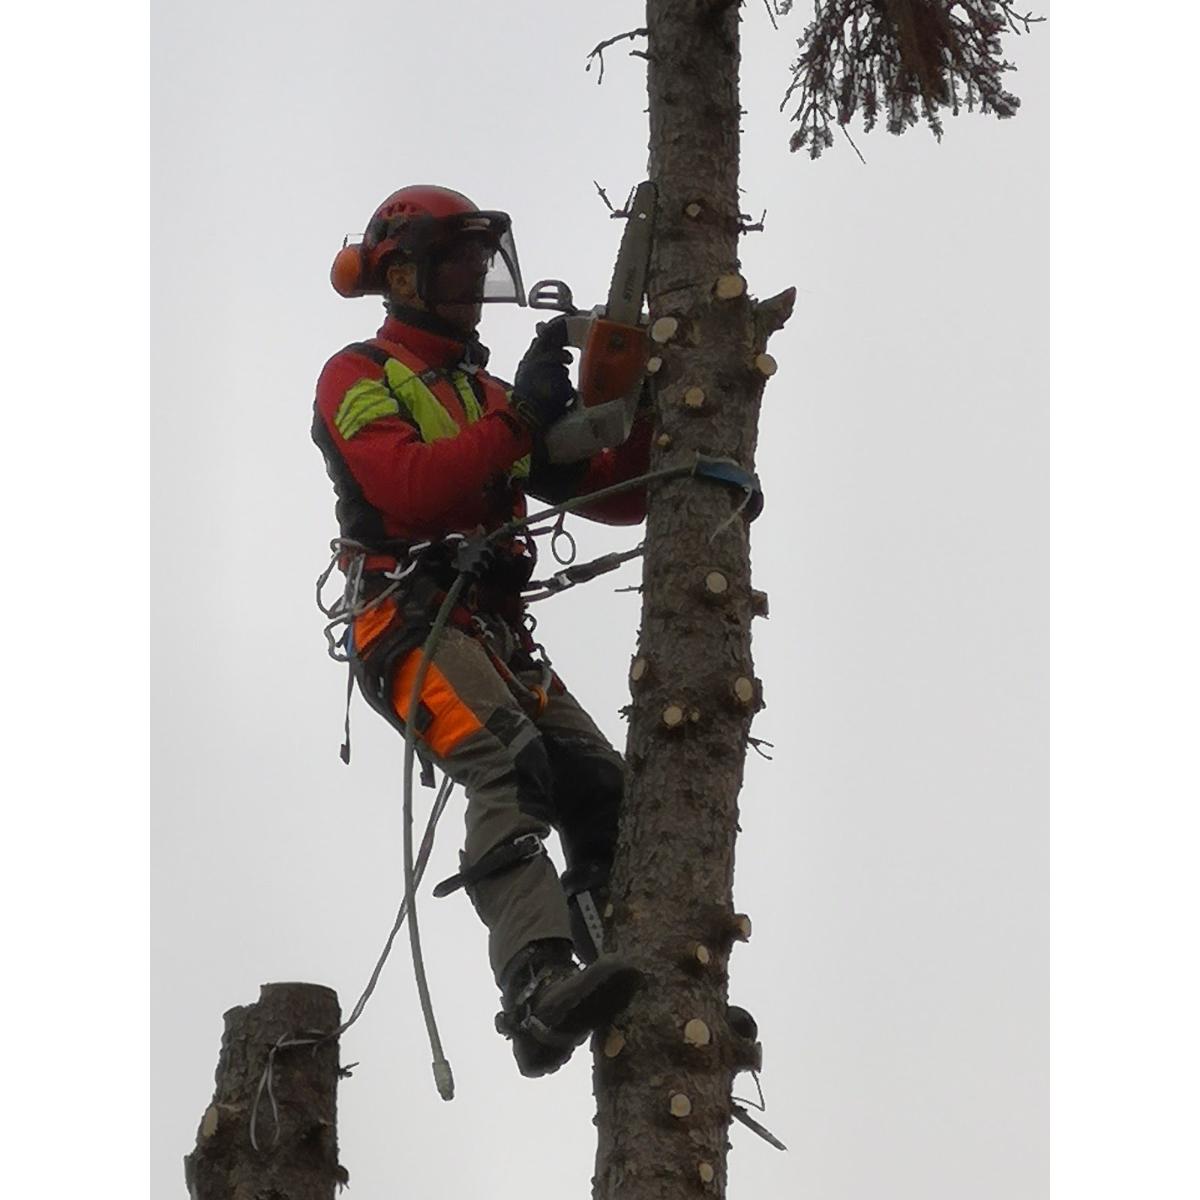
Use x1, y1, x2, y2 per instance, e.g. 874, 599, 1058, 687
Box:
525, 181, 656, 464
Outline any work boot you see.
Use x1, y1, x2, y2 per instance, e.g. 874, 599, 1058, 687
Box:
496, 939, 643, 1078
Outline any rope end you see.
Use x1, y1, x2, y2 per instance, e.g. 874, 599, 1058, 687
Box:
433, 1058, 455, 1101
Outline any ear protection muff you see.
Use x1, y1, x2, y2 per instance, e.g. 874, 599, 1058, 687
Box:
330, 237, 368, 298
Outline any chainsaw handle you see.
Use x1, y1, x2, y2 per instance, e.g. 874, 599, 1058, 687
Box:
563, 314, 594, 350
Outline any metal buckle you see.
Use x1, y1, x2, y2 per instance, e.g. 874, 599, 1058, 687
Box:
511, 832, 543, 860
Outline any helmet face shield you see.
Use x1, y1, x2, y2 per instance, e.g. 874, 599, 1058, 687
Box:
413, 212, 526, 307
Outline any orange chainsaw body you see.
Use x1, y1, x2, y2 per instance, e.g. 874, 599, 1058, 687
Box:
578, 317, 649, 409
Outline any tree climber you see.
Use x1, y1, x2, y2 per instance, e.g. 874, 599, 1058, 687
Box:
312, 185, 650, 1077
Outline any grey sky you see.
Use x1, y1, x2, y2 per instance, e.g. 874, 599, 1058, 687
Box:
152, 3, 1048, 1197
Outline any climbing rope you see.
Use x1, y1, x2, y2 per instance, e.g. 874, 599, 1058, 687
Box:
398, 573, 469, 1101
247, 450, 768, 1136
391, 453, 763, 1093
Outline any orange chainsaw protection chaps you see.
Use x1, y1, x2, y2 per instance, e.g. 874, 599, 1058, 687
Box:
352, 622, 624, 982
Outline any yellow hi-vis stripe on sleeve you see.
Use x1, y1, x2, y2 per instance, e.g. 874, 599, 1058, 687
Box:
339, 357, 532, 480
384, 359, 460, 442
334, 378, 402, 440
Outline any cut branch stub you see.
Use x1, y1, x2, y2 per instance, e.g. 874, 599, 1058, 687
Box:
732, 676, 756, 708
630, 656, 650, 686
685, 201, 703, 218
694, 943, 712, 967
755, 352, 778, 377
656, 432, 673, 449
750, 589, 769, 617
683, 1018, 711, 1047
754, 287, 797, 339
732, 913, 752, 942
650, 316, 680, 344
714, 273, 746, 300
683, 386, 706, 410
662, 704, 686, 730
646, 355, 664, 374
704, 570, 729, 598
603, 1028, 627, 1058
669, 1092, 693, 1118
200, 1105, 219, 1139
699, 1161, 716, 1185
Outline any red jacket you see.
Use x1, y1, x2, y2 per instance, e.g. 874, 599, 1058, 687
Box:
313, 314, 652, 557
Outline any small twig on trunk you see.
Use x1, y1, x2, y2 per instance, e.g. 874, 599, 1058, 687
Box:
594, 180, 616, 212
748, 737, 775, 760
586, 28, 649, 85
593, 180, 637, 219
762, 0, 779, 31
738, 208, 768, 234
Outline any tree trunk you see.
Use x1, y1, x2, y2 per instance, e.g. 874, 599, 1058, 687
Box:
185, 982, 347, 1200
592, 3, 792, 1198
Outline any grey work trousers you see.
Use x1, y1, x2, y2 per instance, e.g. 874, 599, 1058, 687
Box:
359, 619, 624, 981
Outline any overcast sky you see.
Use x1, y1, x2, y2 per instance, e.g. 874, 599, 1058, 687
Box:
152, 3, 1048, 1197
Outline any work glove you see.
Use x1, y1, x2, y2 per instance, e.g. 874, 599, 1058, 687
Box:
510, 316, 576, 433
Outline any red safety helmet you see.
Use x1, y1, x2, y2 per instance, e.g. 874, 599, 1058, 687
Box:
330, 185, 526, 306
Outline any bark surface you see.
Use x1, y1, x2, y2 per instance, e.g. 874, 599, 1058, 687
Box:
185, 982, 346, 1200
592, 3, 793, 1198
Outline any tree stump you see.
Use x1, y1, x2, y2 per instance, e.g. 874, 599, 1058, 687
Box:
185, 983, 345, 1200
